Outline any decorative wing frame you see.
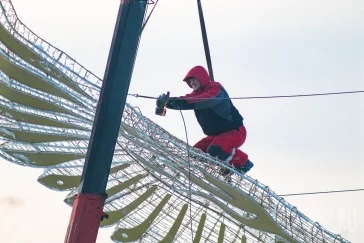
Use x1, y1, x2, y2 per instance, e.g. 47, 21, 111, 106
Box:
0, 1, 350, 242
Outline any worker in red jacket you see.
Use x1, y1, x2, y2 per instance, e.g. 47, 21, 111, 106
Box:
156, 65, 254, 176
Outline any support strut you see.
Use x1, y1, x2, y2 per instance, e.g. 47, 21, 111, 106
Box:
64, 1, 148, 243
197, 0, 214, 81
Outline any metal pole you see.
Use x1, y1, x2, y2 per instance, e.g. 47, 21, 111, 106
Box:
197, 0, 214, 81
64, 1, 147, 243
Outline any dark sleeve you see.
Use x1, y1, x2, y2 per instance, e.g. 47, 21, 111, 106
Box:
166, 97, 196, 110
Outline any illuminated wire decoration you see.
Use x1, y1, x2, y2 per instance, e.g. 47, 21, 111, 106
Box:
0, 1, 350, 242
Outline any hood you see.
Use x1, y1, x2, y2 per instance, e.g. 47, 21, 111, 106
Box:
183, 65, 211, 88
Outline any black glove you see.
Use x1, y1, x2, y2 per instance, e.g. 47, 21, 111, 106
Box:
156, 93, 168, 108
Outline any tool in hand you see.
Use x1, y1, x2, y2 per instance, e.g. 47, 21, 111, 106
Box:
155, 91, 170, 116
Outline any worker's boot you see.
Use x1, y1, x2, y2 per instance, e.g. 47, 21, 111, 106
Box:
239, 159, 254, 173
219, 159, 254, 176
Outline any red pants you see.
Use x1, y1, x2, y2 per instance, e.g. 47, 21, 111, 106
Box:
193, 125, 248, 167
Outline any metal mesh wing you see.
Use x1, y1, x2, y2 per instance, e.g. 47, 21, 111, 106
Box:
0, 1, 350, 243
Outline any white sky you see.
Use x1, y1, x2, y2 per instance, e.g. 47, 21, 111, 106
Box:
0, 0, 363, 242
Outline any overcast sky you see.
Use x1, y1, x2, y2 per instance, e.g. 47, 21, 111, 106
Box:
1, 0, 363, 242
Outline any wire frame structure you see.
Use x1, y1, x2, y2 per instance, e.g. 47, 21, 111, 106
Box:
0, 1, 351, 242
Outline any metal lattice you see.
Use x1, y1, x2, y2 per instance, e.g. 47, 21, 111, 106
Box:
0, 1, 350, 242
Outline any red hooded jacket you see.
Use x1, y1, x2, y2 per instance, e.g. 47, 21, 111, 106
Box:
167, 66, 244, 135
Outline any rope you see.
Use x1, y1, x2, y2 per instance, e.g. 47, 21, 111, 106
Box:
179, 110, 194, 241
141, 0, 159, 32
279, 188, 364, 197
128, 90, 364, 100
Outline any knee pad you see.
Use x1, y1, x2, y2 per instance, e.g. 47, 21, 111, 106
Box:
207, 145, 231, 161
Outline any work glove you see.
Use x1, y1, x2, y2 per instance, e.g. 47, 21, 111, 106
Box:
156, 93, 168, 108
